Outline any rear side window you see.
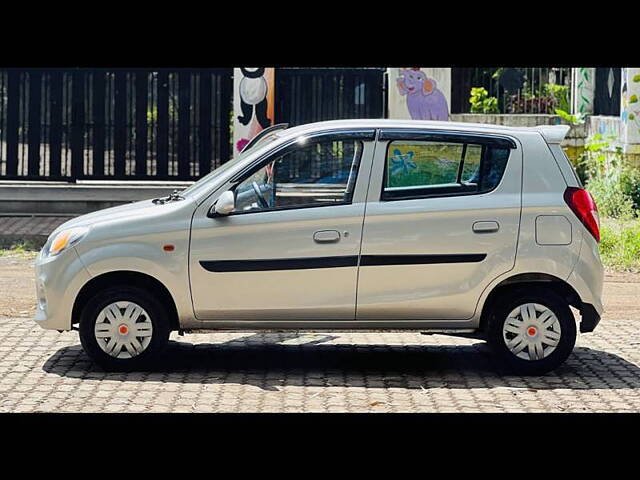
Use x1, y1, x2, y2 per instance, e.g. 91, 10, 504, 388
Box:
382, 139, 511, 200
549, 144, 583, 188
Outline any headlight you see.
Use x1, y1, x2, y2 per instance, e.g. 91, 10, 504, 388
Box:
46, 227, 89, 257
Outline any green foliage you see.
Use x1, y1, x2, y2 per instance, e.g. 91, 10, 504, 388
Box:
587, 176, 635, 220
469, 87, 498, 113
620, 167, 640, 211
555, 108, 585, 126
543, 83, 571, 112
469, 87, 499, 114
579, 134, 639, 219
0, 241, 40, 256
599, 218, 640, 271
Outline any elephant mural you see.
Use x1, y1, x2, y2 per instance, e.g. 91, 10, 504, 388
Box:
396, 68, 449, 121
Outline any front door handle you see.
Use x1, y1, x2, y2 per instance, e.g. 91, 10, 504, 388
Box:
473, 221, 500, 233
313, 230, 341, 243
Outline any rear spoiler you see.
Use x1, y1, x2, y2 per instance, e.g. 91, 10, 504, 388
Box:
532, 125, 571, 145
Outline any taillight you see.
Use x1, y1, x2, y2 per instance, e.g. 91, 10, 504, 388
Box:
564, 187, 600, 243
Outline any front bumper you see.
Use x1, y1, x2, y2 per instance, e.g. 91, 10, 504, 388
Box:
34, 246, 91, 331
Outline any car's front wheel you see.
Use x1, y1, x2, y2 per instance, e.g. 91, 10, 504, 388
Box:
79, 286, 170, 371
486, 287, 576, 375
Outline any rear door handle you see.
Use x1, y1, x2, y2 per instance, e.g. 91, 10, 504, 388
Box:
313, 230, 341, 243
473, 221, 499, 233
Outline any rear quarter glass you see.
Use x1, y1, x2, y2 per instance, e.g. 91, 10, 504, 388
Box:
548, 143, 582, 188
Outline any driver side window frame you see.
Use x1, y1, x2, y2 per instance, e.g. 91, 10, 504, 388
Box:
223, 129, 375, 216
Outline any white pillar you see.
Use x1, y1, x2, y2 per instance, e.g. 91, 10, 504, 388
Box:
621, 68, 640, 154
387, 68, 451, 121
571, 67, 595, 115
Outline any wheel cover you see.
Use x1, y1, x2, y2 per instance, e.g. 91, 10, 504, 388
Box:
94, 301, 153, 359
502, 302, 562, 361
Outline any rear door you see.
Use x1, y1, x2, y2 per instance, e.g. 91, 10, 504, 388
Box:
356, 129, 522, 321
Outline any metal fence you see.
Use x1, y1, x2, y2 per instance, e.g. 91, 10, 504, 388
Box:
275, 68, 386, 126
1, 67, 582, 183
451, 67, 573, 114
0, 68, 232, 181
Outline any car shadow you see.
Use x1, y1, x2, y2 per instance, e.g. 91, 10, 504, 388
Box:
42, 332, 640, 392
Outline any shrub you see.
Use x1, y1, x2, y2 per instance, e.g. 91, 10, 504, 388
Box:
543, 83, 571, 113
620, 167, 640, 211
579, 134, 638, 219
469, 87, 499, 114
599, 218, 640, 271
586, 176, 635, 220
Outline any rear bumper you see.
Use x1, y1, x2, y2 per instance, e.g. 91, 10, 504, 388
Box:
566, 232, 605, 321
579, 303, 601, 333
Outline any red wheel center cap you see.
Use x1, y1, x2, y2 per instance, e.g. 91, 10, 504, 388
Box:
118, 325, 129, 335
527, 327, 537, 337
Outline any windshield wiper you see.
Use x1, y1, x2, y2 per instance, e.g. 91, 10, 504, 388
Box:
152, 189, 184, 204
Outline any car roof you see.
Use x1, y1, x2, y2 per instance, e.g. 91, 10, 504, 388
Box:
277, 119, 570, 145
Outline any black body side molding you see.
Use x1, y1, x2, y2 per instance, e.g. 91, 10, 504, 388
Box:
200, 254, 486, 272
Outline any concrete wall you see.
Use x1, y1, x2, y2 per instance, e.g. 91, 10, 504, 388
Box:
0, 181, 191, 215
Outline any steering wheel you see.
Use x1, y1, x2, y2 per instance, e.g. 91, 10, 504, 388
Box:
252, 181, 269, 209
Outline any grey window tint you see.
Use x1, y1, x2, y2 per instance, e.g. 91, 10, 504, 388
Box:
479, 147, 509, 191
234, 138, 363, 213
461, 144, 482, 184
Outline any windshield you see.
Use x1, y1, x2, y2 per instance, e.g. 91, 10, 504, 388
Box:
179, 154, 245, 198
179, 131, 286, 199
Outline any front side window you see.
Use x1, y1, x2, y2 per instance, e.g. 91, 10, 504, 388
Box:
382, 138, 510, 200
233, 137, 363, 213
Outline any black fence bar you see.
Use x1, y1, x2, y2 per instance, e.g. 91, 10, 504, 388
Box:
49, 71, 64, 178
135, 72, 148, 177
217, 72, 233, 167
27, 71, 42, 177
199, 72, 213, 176
113, 71, 127, 178
5, 70, 19, 177
92, 71, 106, 177
156, 71, 169, 178
70, 70, 85, 180
177, 71, 190, 179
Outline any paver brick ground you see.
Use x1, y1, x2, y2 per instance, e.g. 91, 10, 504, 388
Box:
1, 254, 640, 412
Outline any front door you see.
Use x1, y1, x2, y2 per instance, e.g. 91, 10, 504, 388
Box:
356, 129, 522, 321
189, 130, 375, 321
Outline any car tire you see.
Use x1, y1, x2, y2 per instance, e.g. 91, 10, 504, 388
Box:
79, 286, 170, 371
486, 286, 576, 375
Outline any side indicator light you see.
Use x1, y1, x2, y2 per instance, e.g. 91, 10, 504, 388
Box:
163, 244, 175, 252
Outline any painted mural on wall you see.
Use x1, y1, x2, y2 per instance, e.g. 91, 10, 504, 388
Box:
621, 67, 640, 150
233, 68, 275, 155
388, 68, 450, 121
572, 67, 595, 115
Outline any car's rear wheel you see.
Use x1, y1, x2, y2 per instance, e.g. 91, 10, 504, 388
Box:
79, 286, 170, 371
486, 287, 576, 375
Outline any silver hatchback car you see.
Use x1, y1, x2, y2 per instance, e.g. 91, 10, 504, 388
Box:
34, 119, 604, 374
